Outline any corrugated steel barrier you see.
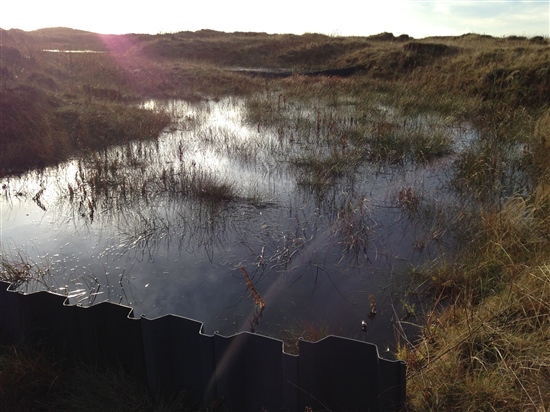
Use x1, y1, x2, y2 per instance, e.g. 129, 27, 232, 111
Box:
0, 280, 406, 411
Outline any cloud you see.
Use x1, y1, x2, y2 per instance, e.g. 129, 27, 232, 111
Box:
407, 0, 549, 37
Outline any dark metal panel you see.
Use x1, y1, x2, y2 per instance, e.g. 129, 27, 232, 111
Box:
76, 301, 145, 376
199, 330, 217, 403
16, 290, 70, 345
0, 281, 24, 343
57, 302, 82, 355
15, 289, 79, 352
141, 314, 204, 398
378, 358, 407, 411
282, 352, 300, 411
299, 336, 380, 411
0, 282, 82, 358
0, 283, 407, 410
212, 332, 285, 411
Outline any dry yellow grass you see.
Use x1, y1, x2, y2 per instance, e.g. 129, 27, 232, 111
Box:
404, 182, 550, 411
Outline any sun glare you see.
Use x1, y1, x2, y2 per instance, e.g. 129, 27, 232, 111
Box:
1, 0, 147, 34
1, 0, 548, 37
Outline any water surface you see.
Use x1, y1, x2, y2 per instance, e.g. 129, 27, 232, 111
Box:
0, 97, 475, 353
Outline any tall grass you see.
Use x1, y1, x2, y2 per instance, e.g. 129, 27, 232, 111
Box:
402, 178, 550, 410
403, 263, 550, 411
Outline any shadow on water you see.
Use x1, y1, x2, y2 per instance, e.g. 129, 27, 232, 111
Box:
0, 96, 477, 355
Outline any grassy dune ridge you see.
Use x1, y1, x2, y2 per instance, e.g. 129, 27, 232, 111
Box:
1, 27, 549, 410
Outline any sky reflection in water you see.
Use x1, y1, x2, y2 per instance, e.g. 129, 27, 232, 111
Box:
0, 97, 475, 353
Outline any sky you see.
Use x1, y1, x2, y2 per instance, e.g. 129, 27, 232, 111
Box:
0, 0, 548, 38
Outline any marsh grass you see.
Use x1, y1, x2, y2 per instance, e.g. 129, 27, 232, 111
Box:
185, 165, 239, 202
291, 148, 363, 192
63, 136, 240, 221
0, 252, 56, 292
64, 102, 172, 150
362, 119, 454, 163
331, 196, 373, 261
525, 107, 550, 185
246, 83, 456, 192
403, 182, 550, 411
451, 103, 537, 201
403, 264, 550, 411
2, 28, 550, 410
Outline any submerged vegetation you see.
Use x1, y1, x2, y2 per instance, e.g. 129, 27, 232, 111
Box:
1, 26, 549, 410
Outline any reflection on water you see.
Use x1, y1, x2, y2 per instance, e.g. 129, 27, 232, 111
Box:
0, 97, 477, 353
42, 50, 106, 53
